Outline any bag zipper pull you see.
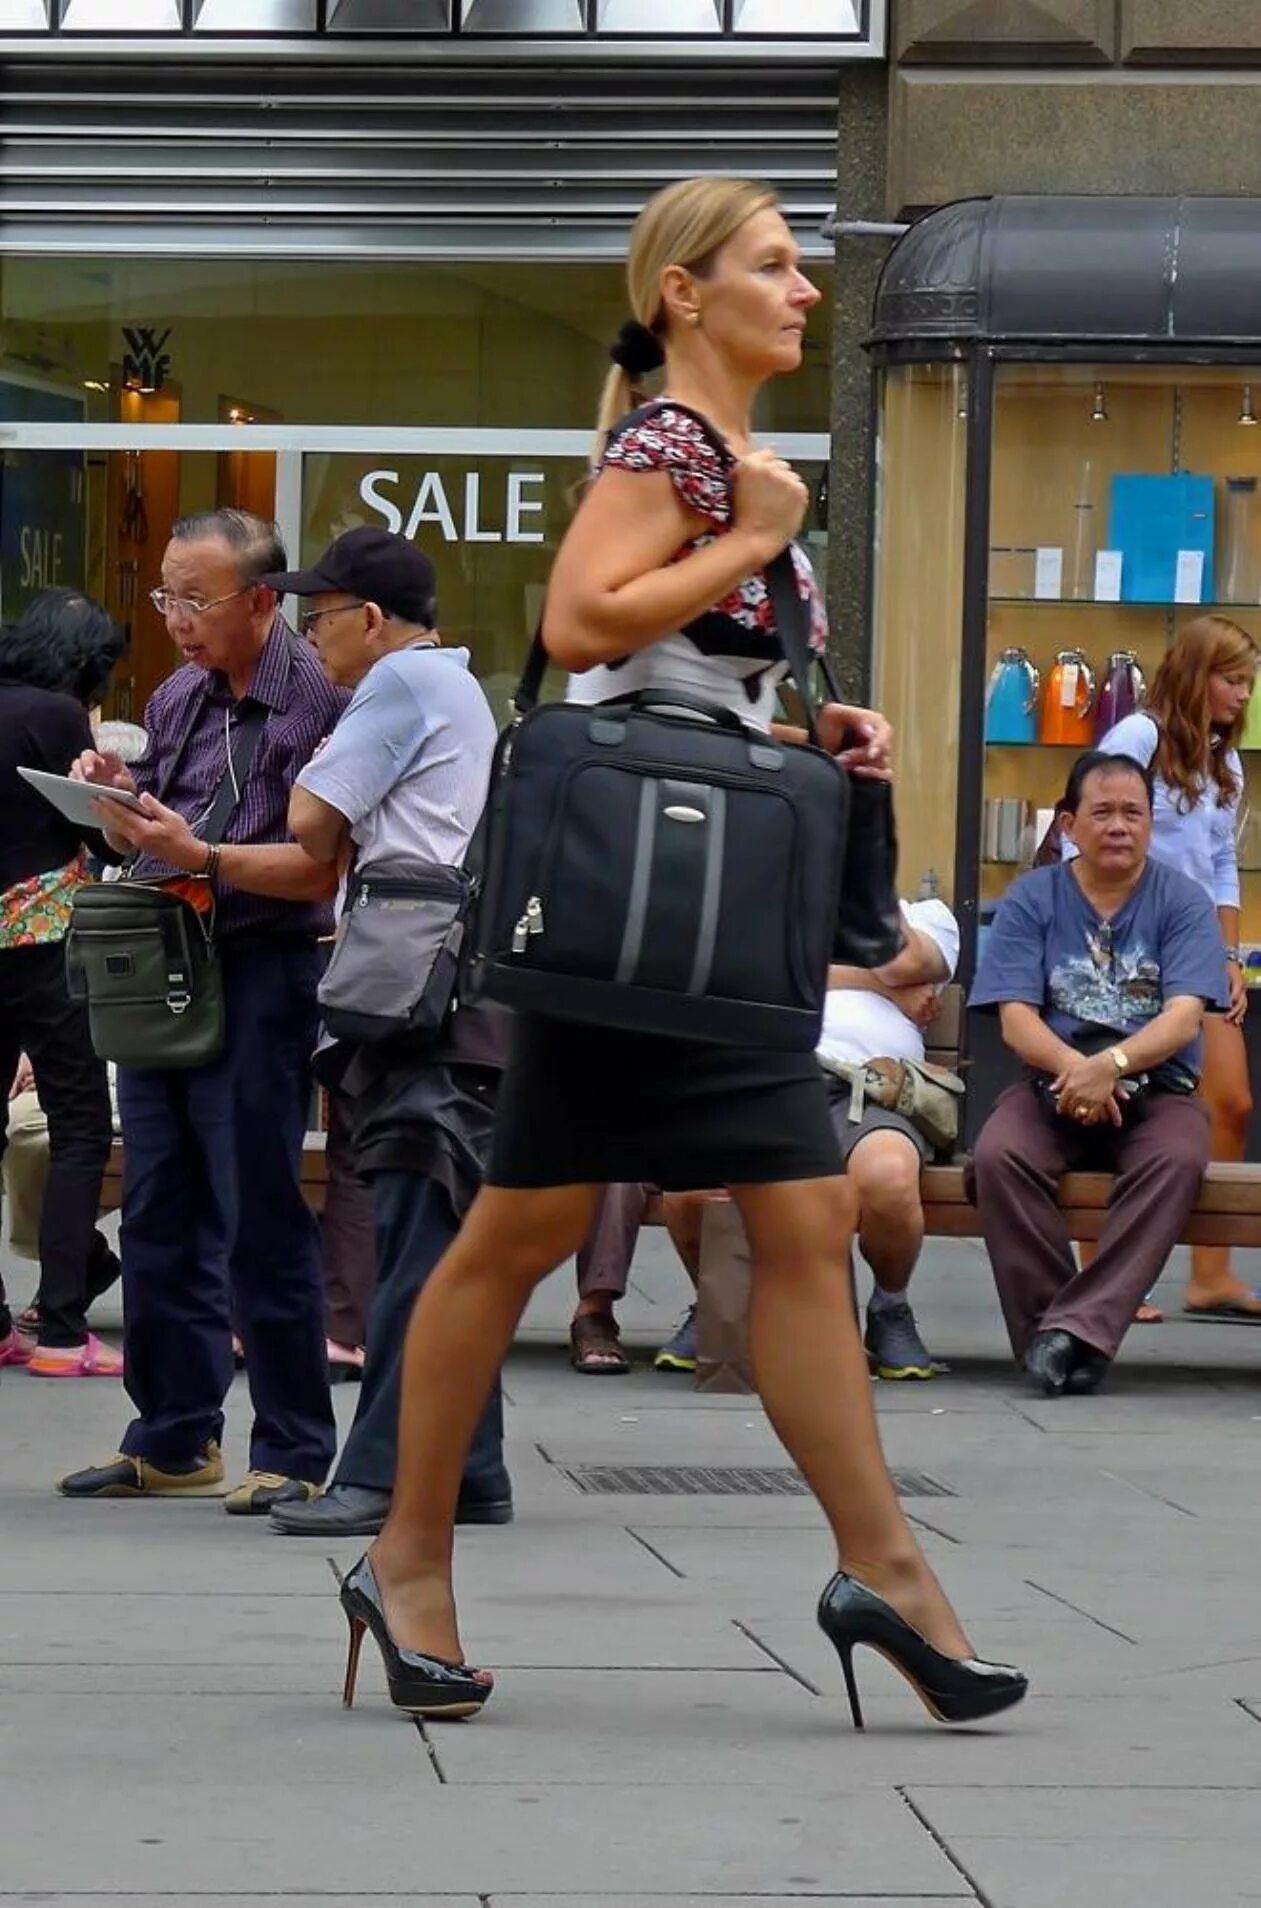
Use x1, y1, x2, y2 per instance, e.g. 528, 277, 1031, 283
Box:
512, 895, 545, 954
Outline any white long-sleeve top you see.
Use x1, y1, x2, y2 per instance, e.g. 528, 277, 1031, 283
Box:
1095, 711, 1241, 912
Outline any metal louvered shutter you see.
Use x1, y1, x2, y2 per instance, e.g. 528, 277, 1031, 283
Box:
0, 60, 840, 258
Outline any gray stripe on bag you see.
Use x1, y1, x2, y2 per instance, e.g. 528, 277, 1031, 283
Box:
617, 778, 659, 984
687, 784, 726, 995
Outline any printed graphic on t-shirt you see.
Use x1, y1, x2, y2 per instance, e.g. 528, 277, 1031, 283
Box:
1049, 930, 1163, 1029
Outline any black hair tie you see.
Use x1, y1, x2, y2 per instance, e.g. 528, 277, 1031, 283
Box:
610, 319, 665, 377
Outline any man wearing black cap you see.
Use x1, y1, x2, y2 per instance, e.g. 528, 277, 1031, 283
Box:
266, 527, 513, 1537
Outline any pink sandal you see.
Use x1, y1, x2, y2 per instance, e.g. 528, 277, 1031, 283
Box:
0, 1326, 34, 1368
27, 1332, 124, 1379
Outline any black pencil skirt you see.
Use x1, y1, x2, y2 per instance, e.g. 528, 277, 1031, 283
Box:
487, 1012, 842, 1191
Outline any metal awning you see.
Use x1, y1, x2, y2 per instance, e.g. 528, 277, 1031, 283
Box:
870, 196, 1261, 350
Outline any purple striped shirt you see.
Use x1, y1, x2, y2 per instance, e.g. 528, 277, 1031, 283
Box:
131, 616, 349, 939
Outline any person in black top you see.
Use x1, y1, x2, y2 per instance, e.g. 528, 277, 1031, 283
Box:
0, 589, 123, 1374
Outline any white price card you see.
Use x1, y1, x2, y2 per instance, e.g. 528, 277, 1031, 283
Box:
1094, 550, 1123, 602
1175, 548, 1205, 604
1034, 546, 1064, 600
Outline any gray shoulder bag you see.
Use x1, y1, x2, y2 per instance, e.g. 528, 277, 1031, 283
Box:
318, 856, 474, 1047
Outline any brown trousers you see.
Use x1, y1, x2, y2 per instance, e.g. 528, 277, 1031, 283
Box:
575, 1182, 649, 1300
969, 1081, 1209, 1361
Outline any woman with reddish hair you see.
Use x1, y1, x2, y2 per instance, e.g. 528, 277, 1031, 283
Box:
1099, 614, 1258, 1318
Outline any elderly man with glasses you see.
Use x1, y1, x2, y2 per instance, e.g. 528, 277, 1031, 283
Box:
58, 508, 346, 1513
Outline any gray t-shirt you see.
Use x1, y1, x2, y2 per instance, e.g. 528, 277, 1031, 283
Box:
295, 643, 496, 879
971, 859, 1228, 1079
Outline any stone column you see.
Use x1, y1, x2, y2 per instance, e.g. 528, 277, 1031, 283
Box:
827, 64, 890, 704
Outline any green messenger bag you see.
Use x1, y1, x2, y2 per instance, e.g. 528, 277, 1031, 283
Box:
65, 881, 225, 1070
62, 694, 268, 1070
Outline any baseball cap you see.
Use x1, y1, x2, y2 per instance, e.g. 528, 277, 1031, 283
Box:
261, 525, 436, 625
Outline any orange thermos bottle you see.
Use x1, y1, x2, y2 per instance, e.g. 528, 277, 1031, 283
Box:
1040, 649, 1097, 746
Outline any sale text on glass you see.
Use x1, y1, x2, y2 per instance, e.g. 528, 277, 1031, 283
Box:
360, 470, 545, 544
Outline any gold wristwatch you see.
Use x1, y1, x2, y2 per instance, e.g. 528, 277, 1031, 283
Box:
1108, 1046, 1129, 1076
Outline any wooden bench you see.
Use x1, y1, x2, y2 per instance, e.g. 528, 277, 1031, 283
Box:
921, 1161, 1261, 1249
96, 987, 1261, 1249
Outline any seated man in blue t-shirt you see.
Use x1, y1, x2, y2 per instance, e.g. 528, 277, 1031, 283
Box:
968, 749, 1227, 1397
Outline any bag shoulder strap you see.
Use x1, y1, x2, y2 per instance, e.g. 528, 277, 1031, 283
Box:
200, 700, 268, 845
511, 396, 824, 734
153, 683, 209, 805
763, 546, 822, 747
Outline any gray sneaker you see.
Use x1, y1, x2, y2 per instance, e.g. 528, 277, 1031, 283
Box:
864, 1299, 934, 1380
654, 1304, 698, 1373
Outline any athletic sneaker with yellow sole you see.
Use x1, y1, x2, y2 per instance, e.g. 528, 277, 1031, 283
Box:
57, 1441, 227, 1498
653, 1304, 698, 1373
864, 1298, 934, 1381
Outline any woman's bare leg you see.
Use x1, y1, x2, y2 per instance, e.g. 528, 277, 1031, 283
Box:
1187, 1015, 1256, 1307
370, 1183, 602, 1662
731, 1174, 972, 1660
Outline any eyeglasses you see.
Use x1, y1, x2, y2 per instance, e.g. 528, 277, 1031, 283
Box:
150, 586, 249, 620
300, 601, 365, 637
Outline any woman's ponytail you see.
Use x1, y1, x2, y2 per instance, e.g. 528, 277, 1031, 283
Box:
592, 362, 635, 467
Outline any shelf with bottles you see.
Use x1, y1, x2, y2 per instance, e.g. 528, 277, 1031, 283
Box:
983, 645, 1155, 751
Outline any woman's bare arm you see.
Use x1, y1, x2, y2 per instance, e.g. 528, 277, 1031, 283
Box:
543, 469, 778, 672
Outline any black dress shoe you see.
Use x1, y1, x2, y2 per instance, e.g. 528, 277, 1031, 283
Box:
270, 1480, 514, 1536
1066, 1345, 1110, 1394
270, 1483, 390, 1537
1024, 1329, 1076, 1397
456, 1489, 514, 1526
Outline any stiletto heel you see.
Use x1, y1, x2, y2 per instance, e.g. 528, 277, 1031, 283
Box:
342, 1611, 367, 1709
836, 1641, 864, 1731
817, 1573, 1027, 1728
337, 1554, 492, 1721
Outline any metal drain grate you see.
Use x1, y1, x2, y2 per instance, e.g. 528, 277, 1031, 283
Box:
560, 1464, 954, 1499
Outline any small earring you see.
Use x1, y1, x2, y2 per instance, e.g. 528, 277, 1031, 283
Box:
689, 312, 700, 327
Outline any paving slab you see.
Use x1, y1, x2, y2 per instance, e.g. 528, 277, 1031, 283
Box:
904, 1786, 1261, 1908
496, 1899, 968, 1907
4, 1226, 1261, 1899
0, 1700, 962, 1896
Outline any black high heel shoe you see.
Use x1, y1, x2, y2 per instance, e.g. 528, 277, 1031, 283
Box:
817, 1573, 1028, 1729
339, 1553, 492, 1720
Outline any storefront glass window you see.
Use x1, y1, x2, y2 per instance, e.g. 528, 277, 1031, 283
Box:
871, 361, 969, 903
983, 361, 1261, 947
0, 256, 831, 435
0, 254, 832, 721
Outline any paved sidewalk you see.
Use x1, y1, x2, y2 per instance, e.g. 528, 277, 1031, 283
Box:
2, 1222, 1261, 1907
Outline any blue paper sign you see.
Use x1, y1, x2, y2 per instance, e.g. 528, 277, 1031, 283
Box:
1108, 473, 1214, 604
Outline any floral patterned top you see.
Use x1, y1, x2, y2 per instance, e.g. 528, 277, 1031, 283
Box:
0, 848, 89, 950
565, 401, 828, 733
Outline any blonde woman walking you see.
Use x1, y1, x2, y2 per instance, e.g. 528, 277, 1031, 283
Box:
337, 177, 1027, 1734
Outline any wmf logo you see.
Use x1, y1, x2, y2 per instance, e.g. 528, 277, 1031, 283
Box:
122, 326, 173, 394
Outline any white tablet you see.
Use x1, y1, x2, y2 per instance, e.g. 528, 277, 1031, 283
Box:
17, 766, 145, 830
